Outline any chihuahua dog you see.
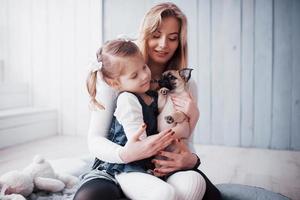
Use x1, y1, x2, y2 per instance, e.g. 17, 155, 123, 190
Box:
157, 68, 193, 133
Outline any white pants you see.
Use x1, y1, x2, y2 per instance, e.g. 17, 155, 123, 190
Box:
115, 170, 206, 200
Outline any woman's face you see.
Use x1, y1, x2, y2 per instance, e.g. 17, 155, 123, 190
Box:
147, 17, 180, 66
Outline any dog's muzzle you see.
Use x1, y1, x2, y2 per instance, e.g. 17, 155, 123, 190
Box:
158, 76, 175, 90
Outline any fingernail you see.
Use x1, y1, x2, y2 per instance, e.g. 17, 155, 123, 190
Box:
171, 131, 175, 135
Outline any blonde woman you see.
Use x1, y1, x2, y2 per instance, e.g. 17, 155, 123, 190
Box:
74, 2, 222, 200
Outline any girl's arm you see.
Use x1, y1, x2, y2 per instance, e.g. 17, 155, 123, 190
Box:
114, 92, 147, 140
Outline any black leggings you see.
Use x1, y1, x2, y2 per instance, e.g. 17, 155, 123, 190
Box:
195, 169, 222, 200
73, 169, 222, 200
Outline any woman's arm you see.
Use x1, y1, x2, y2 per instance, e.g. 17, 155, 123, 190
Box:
87, 79, 125, 163
171, 78, 200, 134
166, 79, 199, 139
187, 78, 200, 132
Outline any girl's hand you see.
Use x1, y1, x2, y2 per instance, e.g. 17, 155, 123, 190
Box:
171, 92, 198, 119
119, 124, 175, 163
152, 139, 199, 175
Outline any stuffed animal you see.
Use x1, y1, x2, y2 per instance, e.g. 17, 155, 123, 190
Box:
0, 155, 79, 200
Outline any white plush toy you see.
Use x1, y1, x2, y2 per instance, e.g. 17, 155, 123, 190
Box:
0, 155, 79, 200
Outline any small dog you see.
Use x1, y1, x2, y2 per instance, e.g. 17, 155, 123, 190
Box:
153, 68, 193, 174
157, 68, 193, 132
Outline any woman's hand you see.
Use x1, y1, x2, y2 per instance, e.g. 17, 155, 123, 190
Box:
119, 124, 175, 163
171, 92, 198, 119
152, 139, 199, 176
171, 91, 200, 133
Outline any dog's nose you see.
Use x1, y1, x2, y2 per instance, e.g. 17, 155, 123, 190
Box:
158, 78, 173, 90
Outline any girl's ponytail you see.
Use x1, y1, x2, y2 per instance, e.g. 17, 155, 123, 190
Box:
86, 69, 105, 110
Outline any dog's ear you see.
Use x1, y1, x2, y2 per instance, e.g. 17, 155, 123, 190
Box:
179, 68, 193, 82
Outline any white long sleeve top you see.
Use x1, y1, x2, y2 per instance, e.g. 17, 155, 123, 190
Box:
87, 76, 198, 164
114, 92, 148, 141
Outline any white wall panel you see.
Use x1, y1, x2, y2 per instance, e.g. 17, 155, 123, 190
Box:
211, 0, 225, 145
253, 0, 273, 149
271, 0, 293, 149
0, 0, 8, 82
241, 0, 254, 147
197, 0, 212, 144
221, 0, 241, 146
291, 0, 300, 150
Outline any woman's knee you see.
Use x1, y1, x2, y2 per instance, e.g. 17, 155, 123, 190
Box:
167, 170, 206, 200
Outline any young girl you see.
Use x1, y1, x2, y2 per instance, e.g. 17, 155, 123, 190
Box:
85, 39, 205, 200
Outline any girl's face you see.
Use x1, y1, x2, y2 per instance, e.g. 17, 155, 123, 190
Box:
117, 54, 151, 94
147, 17, 180, 65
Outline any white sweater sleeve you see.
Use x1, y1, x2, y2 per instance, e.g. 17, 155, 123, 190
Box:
188, 78, 198, 103
114, 92, 147, 140
87, 77, 125, 164
187, 78, 199, 153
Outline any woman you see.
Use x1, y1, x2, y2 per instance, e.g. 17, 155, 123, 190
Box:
74, 2, 222, 200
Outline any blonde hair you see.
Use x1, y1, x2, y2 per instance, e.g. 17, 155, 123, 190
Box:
86, 39, 141, 109
137, 2, 187, 70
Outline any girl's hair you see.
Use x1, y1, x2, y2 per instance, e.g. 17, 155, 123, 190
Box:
137, 2, 187, 70
86, 39, 140, 109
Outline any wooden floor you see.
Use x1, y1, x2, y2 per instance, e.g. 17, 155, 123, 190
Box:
0, 135, 299, 200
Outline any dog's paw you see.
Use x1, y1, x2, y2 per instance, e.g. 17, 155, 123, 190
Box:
165, 115, 174, 124
159, 88, 169, 95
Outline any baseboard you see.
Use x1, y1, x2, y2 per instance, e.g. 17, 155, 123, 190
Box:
0, 107, 57, 149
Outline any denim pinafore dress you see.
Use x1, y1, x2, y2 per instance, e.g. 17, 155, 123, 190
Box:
92, 91, 158, 176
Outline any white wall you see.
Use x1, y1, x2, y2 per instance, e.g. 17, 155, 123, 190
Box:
0, 0, 103, 136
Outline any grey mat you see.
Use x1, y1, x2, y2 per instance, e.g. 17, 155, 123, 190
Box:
216, 184, 290, 200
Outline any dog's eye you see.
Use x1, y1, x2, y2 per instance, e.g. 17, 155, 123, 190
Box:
170, 75, 177, 80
